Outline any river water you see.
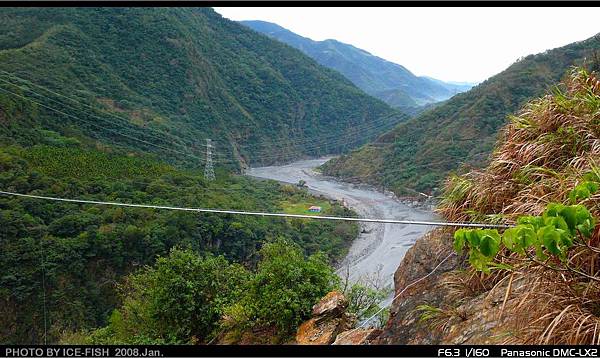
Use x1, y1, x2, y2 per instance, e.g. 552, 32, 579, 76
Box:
247, 157, 438, 301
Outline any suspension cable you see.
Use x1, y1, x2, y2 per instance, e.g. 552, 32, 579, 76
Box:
0, 190, 513, 229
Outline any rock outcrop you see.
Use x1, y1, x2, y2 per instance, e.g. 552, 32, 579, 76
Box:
333, 328, 382, 345
295, 291, 356, 345
374, 228, 464, 344
373, 228, 530, 344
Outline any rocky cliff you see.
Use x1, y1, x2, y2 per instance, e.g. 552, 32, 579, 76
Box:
373, 228, 528, 344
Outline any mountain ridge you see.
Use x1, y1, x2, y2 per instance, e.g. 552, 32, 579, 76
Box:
321, 32, 600, 195
240, 19, 473, 112
0, 8, 404, 170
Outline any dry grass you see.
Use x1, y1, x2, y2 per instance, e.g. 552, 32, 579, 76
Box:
435, 68, 600, 344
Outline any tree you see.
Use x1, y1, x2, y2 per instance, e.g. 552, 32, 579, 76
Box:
87, 248, 248, 344
225, 238, 339, 338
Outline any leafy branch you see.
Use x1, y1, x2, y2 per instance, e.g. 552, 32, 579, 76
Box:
454, 179, 598, 274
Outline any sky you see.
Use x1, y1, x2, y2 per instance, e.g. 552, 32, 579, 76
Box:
214, 7, 600, 83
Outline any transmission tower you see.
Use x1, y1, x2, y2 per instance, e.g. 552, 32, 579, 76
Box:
204, 138, 216, 181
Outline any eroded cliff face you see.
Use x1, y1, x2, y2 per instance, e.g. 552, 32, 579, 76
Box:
374, 228, 463, 344
373, 228, 537, 344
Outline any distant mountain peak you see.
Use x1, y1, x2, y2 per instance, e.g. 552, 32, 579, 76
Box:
241, 19, 473, 113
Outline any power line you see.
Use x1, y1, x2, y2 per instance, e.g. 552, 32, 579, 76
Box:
0, 72, 202, 152
205, 113, 405, 157
1, 72, 436, 171
218, 119, 404, 166
0, 78, 429, 195
211, 110, 402, 148
2, 71, 490, 172
0, 80, 485, 195
1, 71, 405, 165
0, 73, 231, 156
0, 77, 218, 162
0, 74, 247, 166
0, 190, 513, 229
0, 86, 209, 164
233, 113, 405, 150
206, 116, 403, 165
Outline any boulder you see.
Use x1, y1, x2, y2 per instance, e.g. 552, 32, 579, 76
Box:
296, 316, 347, 345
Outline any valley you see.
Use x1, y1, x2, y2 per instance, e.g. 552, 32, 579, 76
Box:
321, 32, 600, 196
247, 158, 437, 301
2, 5, 600, 348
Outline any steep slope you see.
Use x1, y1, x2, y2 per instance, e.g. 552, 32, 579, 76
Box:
322, 33, 600, 195
0, 8, 402, 170
376, 68, 600, 344
241, 20, 473, 112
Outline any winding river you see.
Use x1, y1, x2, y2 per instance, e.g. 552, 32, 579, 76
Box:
247, 157, 438, 301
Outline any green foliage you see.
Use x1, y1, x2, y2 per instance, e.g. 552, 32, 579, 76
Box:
0, 145, 358, 344
0, 7, 396, 167
570, 181, 599, 204
86, 248, 248, 344
19, 145, 175, 180
344, 282, 391, 327
416, 304, 445, 322
224, 238, 339, 337
454, 202, 596, 272
83, 240, 338, 344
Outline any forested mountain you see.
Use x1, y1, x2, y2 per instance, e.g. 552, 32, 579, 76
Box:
241, 20, 474, 112
321, 33, 600, 195
0, 7, 386, 344
0, 8, 403, 170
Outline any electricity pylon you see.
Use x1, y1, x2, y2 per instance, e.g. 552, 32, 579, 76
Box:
204, 138, 215, 181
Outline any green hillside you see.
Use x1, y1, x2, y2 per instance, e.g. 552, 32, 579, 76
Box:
0, 7, 381, 344
322, 33, 600, 195
0, 8, 403, 170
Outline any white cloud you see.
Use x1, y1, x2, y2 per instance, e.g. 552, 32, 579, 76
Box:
214, 7, 600, 83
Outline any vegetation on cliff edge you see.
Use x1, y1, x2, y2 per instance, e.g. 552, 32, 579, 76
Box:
427, 68, 600, 344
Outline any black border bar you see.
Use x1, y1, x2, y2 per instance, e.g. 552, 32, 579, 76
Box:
2, 345, 600, 357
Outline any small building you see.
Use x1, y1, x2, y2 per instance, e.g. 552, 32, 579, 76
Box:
308, 206, 322, 213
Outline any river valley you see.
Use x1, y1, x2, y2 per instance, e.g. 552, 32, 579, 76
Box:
247, 158, 438, 302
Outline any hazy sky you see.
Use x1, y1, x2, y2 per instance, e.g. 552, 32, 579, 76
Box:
214, 7, 600, 83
